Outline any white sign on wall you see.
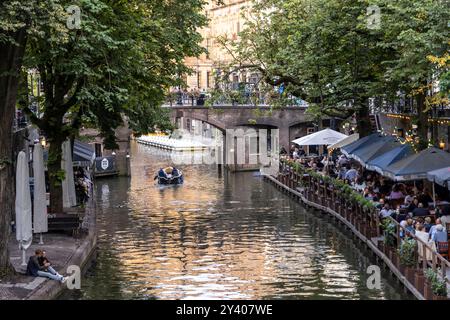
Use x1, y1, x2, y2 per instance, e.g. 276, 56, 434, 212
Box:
101, 158, 109, 170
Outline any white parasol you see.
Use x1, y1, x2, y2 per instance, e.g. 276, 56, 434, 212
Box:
15, 151, 33, 266
62, 140, 77, 208
33, 144, 48, 244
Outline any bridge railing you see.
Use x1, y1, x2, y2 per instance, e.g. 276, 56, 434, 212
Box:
164, 94, 309, 108
163, 103, 308, 109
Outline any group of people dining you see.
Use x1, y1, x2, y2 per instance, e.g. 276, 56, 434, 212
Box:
285, 145, 450, 259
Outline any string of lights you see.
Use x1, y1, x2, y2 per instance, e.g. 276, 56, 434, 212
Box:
386, 113, 450, 126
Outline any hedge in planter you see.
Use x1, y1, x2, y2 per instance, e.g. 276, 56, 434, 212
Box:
398, 239, 417, 283
425, 268, 448, 299
398, 239, 417, 267
381, 219, 396, 248
283, 160, 377, 212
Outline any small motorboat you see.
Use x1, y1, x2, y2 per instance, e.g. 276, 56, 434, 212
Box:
155, 167, 184, 185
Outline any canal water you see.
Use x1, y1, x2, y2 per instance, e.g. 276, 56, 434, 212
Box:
63, 142, 411, 300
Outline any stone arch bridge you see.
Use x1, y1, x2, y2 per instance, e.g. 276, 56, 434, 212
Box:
168, 105, 323, 150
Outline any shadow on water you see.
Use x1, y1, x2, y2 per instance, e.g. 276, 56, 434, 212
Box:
60, 142, 413, 300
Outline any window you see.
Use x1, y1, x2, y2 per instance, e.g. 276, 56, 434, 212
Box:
206, 71, 211, 88
197, 71, 202, 89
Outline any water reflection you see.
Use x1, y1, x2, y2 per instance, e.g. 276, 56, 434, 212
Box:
64, 142, 412, 300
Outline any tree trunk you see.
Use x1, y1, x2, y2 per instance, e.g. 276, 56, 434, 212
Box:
0, 28, 27, 277
356, 101, 372, 138
47, 137, 64, 213
416, 92, 429, 151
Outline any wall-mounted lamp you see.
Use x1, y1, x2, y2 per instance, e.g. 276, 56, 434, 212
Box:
40, 137, 46, 148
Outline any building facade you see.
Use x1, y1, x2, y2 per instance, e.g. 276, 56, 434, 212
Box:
184, 0, 253, 92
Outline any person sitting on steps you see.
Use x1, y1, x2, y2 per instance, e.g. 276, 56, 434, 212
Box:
26, 249, 67, 283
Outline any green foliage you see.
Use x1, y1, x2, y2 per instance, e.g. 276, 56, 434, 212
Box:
425, 268, 448, 297
48, 169, 65, 186
284, 159, 377, 212
20, 0, 208, 145
218, 0, 449, 137
2, 0, 209, 209
381, 217, 396, 247
398, 239, 417, 267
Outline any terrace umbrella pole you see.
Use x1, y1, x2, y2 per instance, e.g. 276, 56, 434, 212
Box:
432, 182, 436, 209
21, 242, 26, 266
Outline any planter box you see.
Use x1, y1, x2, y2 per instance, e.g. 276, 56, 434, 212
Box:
424, 280, 433, 300
388, 248, 395, 262
383, 245, 391, 257
404, 266, 416, 284
414, 271, 425, 296
398, 263, 405, 275
432, 295, 448, 300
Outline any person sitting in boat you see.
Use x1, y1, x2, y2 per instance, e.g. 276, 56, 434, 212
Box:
154, 168, 167, 180
172, 167, 183, 184
163, 167, 174, 178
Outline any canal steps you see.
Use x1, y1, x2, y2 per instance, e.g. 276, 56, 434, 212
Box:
262, 173, 425, 300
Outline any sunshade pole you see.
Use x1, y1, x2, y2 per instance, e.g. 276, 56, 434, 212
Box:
432, 182, 436, 209
21, 241, 27, 266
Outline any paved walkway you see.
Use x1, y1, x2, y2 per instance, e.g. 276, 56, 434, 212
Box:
0, 233, 83, 300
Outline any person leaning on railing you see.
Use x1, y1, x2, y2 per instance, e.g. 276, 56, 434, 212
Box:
432, 224, 448, 243
415, 223, 433, 261
431, 223, 448, 256
438, 204, 450, 228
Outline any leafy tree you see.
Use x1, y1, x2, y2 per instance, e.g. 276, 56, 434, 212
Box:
219, 0, 449, 140
0, 0, 63, 278
377, 0, 449, 149
217, 0, 390, 136
0, 0, 208, 275
20, 0, 207, 213
0, 3, 28, 278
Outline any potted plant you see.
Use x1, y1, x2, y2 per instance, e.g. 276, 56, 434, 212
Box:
381, 219, 396, 256
425, 269, 448, 300
398, 238, 417, 283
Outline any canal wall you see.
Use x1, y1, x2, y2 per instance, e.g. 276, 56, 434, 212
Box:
262, 173, 425, 300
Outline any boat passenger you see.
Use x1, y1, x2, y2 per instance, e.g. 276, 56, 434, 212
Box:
172, 167, 183, 184
154, 168, 167, 180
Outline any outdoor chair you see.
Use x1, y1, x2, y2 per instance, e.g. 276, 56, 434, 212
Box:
436, 241, 449, 260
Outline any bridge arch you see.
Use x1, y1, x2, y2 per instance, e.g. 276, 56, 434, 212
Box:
173, 110, 226, 133
169, 105, 318, 150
